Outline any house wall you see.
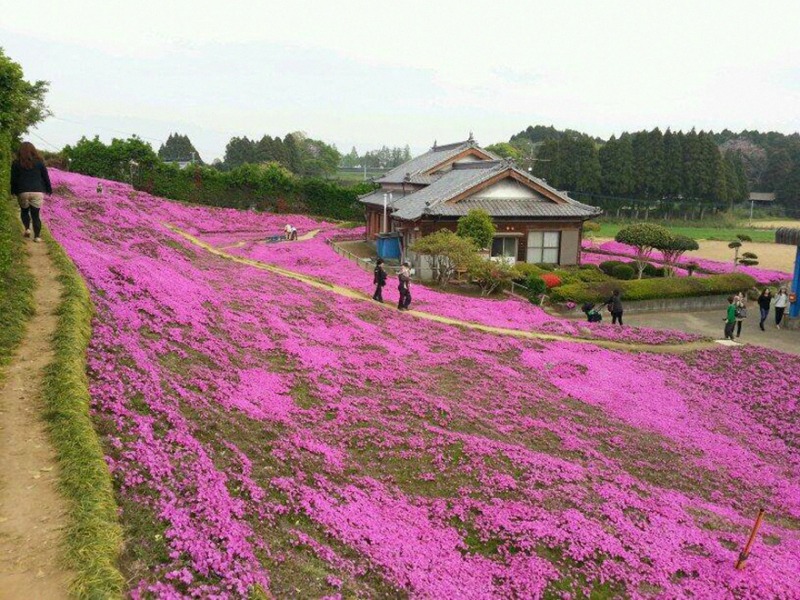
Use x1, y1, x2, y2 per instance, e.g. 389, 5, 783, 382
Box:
404, 218, 585, 269
474, 179, 538, 199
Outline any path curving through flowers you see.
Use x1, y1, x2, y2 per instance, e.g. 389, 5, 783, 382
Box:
167, 223, 718, 356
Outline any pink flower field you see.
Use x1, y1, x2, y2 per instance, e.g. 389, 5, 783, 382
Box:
46, 170, 800, 598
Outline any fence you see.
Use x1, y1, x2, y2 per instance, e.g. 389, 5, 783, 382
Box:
568, 192, 738, 221
327, 238, 374, 274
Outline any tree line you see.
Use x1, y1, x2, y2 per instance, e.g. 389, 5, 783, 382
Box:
220, 132, 340, 177
509, 128, 749, 205
60, 135, 372, 221
339, 145, 412, 169
503, 124, 800, 213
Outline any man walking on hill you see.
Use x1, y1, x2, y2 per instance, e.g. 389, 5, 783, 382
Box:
724, 296, 737, 340
372, 258, 387, 302
398, 262, 412, 311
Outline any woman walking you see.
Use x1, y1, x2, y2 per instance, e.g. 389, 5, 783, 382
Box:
774, 287, 789, 329
757, 288, 772, 331
734, 291, 747, 338
10, 142, 52, 242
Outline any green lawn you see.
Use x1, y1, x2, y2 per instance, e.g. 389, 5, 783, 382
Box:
595, 222, 778, 243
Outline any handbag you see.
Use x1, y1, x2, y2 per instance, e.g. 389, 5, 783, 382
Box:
735, 306, 747, 319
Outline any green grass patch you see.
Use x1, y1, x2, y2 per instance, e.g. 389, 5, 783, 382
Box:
595, 222, 776, 243
43, 231, 125, 598
0, 195, 35, 376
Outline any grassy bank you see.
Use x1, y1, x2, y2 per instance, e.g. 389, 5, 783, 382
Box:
43, 231, 125, 599
595, 222, 777, 243
0, 196, 35, 376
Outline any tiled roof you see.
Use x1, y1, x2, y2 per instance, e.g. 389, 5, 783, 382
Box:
358, 189, 409, 208
386, 161, 601, 221
375, 139, 496, 184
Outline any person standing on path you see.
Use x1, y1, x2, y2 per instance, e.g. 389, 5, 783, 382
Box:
774, 287, 789, 329
734, 291, 747, 338
10, 142, 52, 243
724, 295, 737, 340
757, 288, 772, 331
397, 261, 412, 310
372, 258, 387, 302
606, 289, 624, 326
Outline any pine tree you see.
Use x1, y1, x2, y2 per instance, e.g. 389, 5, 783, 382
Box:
662, 129, 683, 199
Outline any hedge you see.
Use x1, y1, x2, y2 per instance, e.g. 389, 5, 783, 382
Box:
549, 273, 757, 304
611, 264, 636, 280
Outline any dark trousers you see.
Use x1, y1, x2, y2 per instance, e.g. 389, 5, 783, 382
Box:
21, 206, 42, 237
735, 320, 743, 337
724, 322, 735, 339
759, 307, 769, 330
398, 287, 411, 309
776, 307, 786, 326
611, 310, 623, 326
373, 284, 384, 302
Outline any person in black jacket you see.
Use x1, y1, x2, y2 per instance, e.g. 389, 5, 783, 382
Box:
372, 258, 387, 302
606, 289, 624, 326
757, 288, 772, 331
10, 142, 52, 242
397, 261, 412, 310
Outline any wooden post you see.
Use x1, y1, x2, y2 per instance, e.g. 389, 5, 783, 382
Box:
735, 508, 765, 570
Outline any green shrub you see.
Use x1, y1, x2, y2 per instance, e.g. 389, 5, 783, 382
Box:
525, 275, 547, 303
467, 258, 518, 296
611, 264, 636, 280
513, 263, 545, 281
642, 263, 660, 277
456, 209, 496, 249
575, 265, 611, 283
535, 263, 555, 271
549, 273, 757, 304
599, 260, 624, 275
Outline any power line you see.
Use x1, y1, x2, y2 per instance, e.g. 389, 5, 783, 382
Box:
48, 115, 166, 144
27, 131, 61, 152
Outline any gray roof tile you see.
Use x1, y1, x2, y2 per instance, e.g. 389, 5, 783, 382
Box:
375, 140, 497, 184
365, 160, 600, 220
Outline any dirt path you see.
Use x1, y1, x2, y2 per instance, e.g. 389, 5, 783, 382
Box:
0, 241, 73, 599
219, 229, 321, 249
592, 236, 796, 273
167, 224, 717, 355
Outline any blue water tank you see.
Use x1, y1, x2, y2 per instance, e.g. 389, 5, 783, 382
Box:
376, 232, 402, 259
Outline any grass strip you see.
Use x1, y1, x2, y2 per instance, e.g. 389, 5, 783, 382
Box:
0, 196, 35, 376
43, 230, 125, 599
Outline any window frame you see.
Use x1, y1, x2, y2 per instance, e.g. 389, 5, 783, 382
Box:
526, 230, 561, 264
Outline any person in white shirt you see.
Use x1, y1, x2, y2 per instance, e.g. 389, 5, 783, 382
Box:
774, 287, 789, 329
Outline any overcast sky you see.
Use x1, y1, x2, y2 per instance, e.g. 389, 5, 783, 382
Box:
2, 0, 798, 162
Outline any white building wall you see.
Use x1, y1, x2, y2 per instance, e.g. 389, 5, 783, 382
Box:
474, 179, 539, 199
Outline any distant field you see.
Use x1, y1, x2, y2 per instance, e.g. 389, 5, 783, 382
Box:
596, 222, 778, 243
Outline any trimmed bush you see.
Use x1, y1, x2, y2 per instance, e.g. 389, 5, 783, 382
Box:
575, 266, 611, 283
549, 273, 757, 304
525, 275, 547, 303
642, 263, 660, 277
515, 263, 544, 285
599, 260, 624, 276
541, 273, 562, 288
611, 264, 636, 280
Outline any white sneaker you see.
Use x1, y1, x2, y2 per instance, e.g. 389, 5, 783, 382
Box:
34, 237, 42, 243
24, 229, 31, 238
